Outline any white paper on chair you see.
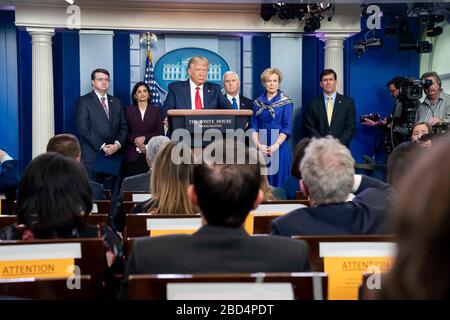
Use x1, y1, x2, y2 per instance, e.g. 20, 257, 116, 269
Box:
167, 283, 294, 300
132, 193, 152, 202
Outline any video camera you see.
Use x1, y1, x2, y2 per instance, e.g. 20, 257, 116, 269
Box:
392, 77, 433, 137
398, 77, 432, 101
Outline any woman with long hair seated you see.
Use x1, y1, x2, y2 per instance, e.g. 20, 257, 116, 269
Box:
132, 141, 196, 214
0, 152, 125, 296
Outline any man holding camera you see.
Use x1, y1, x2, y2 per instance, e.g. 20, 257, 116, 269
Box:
415, 72, 450, 126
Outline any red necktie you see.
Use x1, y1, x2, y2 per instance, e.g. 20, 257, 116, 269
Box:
101, 97, 109, 120
195, 87, 202, 110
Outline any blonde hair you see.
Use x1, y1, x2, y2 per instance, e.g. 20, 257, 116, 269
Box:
149, 142, 195, 215
260, 68, 283, 84
260, 175, 276, 201
188, 56, 209, 69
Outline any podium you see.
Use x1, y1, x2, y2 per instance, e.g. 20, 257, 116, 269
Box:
167, 109, 253, 148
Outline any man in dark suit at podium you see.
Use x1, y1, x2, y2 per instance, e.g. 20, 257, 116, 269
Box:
304, 69, 356, 147
162, 56, 232, 118
223, 71, 254, 110
76, 68, 128, 229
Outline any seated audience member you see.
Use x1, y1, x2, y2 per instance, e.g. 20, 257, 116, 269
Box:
119, 140, 310, 299
410, 121, 432, 148
271, 136, 393, 237
258, 153, 285, 201
0, 152, 125, 297
375, 134, 450, 299
0, 149, 19, 194
132, 141, 195, 214
386, 141, 422, 188
46, 134, 106, 200
113, 136, 170, 229
282, 138, 311, 199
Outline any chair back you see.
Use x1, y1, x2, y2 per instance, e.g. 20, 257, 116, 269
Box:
0, 275, 92, 300
127, 272, 328, 300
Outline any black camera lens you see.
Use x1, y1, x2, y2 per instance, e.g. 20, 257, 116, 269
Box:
422, 79, 432, 89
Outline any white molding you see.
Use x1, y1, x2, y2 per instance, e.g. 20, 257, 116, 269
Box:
79, 30, 115, 35
14, 3, 361, 34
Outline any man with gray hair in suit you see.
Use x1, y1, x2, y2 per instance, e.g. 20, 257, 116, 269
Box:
271, 136, 393, 237
222, 71, 254, 110
113, 135, 170, 231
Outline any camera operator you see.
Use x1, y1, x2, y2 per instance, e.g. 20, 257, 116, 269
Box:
361, 76, 403, 128
415, 72, 450, 127
361, 76, 406, 153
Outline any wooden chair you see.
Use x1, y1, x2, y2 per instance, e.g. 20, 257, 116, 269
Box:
292, 235, 397, 271
0, 238, 105, 297
123, 201, 138, 215
0, 193, 16, 215
124, 214, 201, 257
0, 275, 92, 300
127, 272, 328, 300
125, 214, 201, 239
103, 189, 112, 200
91, 200, 111, 215
295, 191, 308, 201
0, 215, 17, 231
123, 191, 151, 202
246, 201, 308, 234
87, 214, 109, 226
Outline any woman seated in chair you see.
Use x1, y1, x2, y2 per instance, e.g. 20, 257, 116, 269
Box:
132, 141, 196, 215
0, 152, 125, 297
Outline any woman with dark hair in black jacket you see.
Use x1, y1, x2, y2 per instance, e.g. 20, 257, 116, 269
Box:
0, 152, 125, 298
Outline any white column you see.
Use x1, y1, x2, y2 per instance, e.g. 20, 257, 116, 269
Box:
27, 27, 55, 158
318, 33, 352, 94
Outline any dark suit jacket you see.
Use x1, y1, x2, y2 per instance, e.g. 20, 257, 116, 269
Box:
112, 171, 151, 226
271, 176, 393, 237
118, 224, 310, 299
90, 180, 106, 201
124, 104, 164, 163
76, 90, 128, 166
304, 93, 356, 146
224, 94, 254, 110
0, 159, 19, 193
163, 80, 232, 117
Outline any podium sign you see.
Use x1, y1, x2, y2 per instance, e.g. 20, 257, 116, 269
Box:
185, 115, 235, 133
168, 110, 252, 148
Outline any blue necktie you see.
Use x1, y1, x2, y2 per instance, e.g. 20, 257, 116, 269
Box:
232, 97, 238, 109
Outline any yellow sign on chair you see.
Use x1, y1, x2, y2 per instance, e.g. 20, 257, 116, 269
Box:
147, 218, 202, 237
0, 243, 81, 280
0, 258, 75, 279
324, 256, 393, 300
320, 242, 396, 300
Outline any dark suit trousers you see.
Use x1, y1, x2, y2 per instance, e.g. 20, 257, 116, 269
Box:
87, 166, 123, 231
